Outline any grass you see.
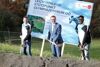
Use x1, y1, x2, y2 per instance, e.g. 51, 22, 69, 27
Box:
0, 38, 100, 61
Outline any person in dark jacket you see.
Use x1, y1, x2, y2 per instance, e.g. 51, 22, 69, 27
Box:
78, 15, 91, 60
20, 16, 32, 56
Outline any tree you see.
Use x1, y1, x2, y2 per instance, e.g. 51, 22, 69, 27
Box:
0, 0, 27, 31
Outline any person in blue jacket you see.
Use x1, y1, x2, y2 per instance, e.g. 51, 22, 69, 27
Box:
48, 15, 63, 57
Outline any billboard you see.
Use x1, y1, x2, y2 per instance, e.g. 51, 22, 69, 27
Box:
27, 0, 93, 45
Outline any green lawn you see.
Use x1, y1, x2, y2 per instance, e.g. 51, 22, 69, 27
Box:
0, 38, 100, 61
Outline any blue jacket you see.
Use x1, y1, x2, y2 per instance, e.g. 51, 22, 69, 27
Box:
48, 22, 63, 44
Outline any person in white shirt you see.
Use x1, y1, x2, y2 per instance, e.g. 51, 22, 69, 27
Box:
20, 16, 32, 56
78, 15, 91, 60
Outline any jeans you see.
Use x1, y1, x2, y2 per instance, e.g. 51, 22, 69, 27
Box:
51, 44, 61, 57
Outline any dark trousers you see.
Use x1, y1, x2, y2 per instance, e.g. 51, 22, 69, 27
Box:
24, 40, 32, 56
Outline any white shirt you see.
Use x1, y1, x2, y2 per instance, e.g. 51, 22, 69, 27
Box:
21, 23, 31, 40
78, 23, 86, 45
51, 23, 55, 32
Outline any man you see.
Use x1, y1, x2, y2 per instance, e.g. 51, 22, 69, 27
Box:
48, 15, 63, 57
78, 15, 91, 60
20, 16, 32, 56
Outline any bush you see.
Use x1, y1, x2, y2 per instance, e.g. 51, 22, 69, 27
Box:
0, 32, 5, 42
0, 8, 22, 32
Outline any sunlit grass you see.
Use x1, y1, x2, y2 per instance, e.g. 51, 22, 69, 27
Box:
0, 43, 20, 54
0, 38, 100, 61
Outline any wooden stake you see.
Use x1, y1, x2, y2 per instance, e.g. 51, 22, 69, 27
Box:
61, 43, 65, 57
40, 39, 45, 57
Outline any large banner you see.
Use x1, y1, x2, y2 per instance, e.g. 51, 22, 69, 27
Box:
27, 0, 93, 45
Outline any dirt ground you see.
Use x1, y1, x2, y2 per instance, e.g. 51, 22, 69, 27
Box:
0, 53, 100, 67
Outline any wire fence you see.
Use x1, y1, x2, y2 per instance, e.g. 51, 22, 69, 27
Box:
0, 30, 99, 44
0, 31, 21, 44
